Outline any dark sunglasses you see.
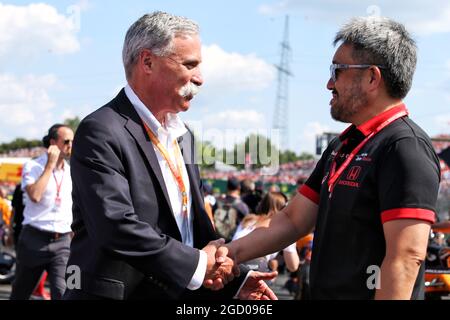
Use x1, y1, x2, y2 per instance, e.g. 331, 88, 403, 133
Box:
330, 63, 386, 82
63, 139, 73, 145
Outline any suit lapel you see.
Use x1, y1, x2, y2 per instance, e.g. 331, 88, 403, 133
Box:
179, 131, 217, 247
116, 90, 175, 218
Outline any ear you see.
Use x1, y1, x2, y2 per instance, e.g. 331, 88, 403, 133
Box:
368, 66, 382, 88
49, 138, 57, 146
139, 49, 154, 74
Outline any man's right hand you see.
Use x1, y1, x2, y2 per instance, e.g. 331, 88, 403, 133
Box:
46, 145, 60, 170
202, 243, 241, 290
215, 243, 239, 269
202, 239, 238, 291
25, 145, 62, 203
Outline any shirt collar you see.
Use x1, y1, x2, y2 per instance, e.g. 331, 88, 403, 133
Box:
124, 84, 187, 140
340, 103, 408, 140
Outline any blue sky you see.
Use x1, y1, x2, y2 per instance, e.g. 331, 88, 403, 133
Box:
1, 0, 449, 154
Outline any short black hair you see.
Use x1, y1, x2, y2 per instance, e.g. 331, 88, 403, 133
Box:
42, 124, 70, 148
227, 177, 240, 192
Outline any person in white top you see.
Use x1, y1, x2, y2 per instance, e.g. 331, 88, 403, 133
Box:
232, 192, 300, 274
10, 124, 74, 300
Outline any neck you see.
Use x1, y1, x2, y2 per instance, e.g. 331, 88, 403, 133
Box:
56, 157, 65, 170
128, 82, 167, 127
155, 112, 167, 127
352, 98, 403, 126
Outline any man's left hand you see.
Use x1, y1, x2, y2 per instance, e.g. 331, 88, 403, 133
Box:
238, 271, 278, 300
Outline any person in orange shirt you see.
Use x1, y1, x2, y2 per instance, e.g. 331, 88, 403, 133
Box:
295, 233, 314, 299
0, 187, 12, 228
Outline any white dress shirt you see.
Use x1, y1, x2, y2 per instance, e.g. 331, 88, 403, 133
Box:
21, 153, 73, 233
124, 85, 207, 290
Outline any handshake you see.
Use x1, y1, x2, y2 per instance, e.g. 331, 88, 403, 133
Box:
200, 239, 278, 300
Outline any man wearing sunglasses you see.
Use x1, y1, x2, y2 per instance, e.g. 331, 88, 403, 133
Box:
10, 124, 74, 300
216, 16, 440, 300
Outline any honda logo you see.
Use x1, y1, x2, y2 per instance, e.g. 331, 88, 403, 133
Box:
347, 166, 362, 181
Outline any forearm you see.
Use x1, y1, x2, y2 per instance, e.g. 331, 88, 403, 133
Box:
231, 213, 301, 264
224, 193, 317, 275
26, 167, 53, 202
375, 256, 422, 300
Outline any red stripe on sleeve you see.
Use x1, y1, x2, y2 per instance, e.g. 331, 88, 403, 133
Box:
298, 184, 320, 205
381, 208, 436, 224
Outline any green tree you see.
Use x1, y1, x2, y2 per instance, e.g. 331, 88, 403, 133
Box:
0, 138, 42, 153
298, 152, 315, 161
279, 150, 315, 164
196, 139, 217, 169
223, 134, 278, 169
195, 133, 315, 170
64, 116, 81, 133
280, 150, 299, 164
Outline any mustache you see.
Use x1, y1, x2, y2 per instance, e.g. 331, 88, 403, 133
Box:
179, 82, 200, 98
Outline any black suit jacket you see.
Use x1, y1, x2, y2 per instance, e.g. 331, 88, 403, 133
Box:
66, 89, 245, 300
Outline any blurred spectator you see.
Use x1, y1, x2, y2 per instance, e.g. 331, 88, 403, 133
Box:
240, 179, 262, 213
202, 182, 216, 211
0, 187, 13, 247
268, 184, 280, 193
0, 187, 12, 228
294, 233, 314, 300
213, 178, 249, 241
10, 124, 74, 300
11, 183, 25, 245
0, 147, 45, 159
232, 192, 299, 275
202, 182, 216, 227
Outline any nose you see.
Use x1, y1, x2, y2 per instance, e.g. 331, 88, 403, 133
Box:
192, 68, 203, 87
326, 77, 334, 91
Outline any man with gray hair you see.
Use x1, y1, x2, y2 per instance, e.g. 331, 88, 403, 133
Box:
216, 16, 441, 299
64, 11, 277, 300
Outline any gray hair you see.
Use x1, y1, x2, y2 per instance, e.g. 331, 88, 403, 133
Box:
334, 16, 417, 99
122, 11, 199, 79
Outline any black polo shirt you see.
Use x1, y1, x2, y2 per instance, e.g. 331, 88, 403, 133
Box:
299, 104, 441, 299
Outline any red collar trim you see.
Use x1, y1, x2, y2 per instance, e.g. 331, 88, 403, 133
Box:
357, 104, 408, 136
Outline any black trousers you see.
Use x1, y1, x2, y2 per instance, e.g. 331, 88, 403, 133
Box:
10, 225, 71, 300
